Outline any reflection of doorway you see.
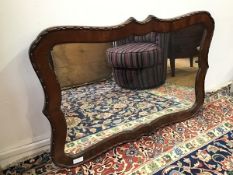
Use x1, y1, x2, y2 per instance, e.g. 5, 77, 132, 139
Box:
166, 58, 198, 88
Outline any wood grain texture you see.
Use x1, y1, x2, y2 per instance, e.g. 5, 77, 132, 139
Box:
29, 11, 214, 167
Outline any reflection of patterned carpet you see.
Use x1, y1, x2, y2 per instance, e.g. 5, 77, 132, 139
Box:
3, 85, 233, 175
62, 79, 181, 141
62, 79, 195, 154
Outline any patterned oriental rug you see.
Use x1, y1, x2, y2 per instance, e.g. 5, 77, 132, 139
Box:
2, 83, 233, 175
62, 79, 195, 154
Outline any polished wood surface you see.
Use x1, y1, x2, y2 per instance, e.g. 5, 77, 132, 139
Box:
29, 11, 214, 167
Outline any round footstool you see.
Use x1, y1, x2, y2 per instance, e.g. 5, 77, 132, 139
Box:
106, 43, 167, 89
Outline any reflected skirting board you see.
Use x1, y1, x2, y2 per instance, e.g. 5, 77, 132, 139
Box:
3, 84, 233, 175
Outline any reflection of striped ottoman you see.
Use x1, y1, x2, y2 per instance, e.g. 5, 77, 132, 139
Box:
106, 43, 167, 89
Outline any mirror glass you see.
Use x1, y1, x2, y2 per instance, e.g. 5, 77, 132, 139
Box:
50, 24, 204, 156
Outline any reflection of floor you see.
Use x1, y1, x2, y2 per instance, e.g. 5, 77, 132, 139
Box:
167, 58, 198, 87
62, 78, 195, 155
63, 80, 180, 140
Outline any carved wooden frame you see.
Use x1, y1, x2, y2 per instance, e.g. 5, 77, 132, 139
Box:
29, 11, 214, 167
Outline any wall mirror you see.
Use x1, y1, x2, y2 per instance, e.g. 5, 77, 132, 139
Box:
29, 11, 214, 167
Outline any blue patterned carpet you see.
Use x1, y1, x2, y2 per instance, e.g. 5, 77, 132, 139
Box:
61, 79, 181, 141
2, 84, 233, 175
154, 129, 233, 175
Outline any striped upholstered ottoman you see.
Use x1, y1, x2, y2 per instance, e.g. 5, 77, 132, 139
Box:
106, 42, 167, 89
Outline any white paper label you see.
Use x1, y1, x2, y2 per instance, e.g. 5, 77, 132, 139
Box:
73, 156, 84, 164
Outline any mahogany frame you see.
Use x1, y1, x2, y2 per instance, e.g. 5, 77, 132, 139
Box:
29, 11, 214, 167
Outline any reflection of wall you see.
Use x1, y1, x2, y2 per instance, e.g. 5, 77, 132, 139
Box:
52, 43, 112, 89
1, 0, 233, 168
